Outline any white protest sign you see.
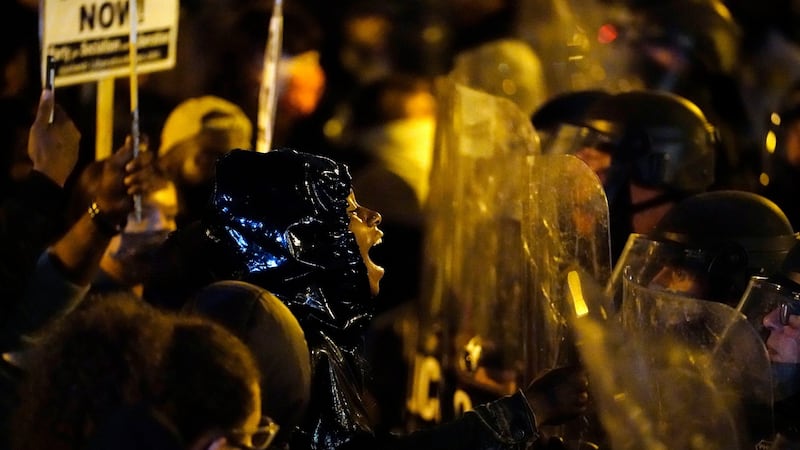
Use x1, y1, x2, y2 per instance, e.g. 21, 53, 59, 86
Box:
41, 0, 179, 87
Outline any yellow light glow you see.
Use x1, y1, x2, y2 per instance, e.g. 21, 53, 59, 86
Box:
765, 130, 777, 153
760, 173, 770, 186
323, 118, 343, 139
423, 25, 444, 44
771, 113, 781, 126
568, 270, 590, 318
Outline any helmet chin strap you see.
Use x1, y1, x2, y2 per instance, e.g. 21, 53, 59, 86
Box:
628, 190, 685, 214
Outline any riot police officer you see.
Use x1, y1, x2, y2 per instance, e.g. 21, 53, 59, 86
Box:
736, 242, 800, 446
612, 190, 798, 308
536, 90, 718, 262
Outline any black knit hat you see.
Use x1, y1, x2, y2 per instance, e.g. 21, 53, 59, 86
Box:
185, 280, 312, 445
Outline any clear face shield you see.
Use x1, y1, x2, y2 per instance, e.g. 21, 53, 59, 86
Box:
540, 124, 615, 184
575, 269, 774, 449
737, 276, 800, 345
737, 276, 800, 401
606, 234, 720, 312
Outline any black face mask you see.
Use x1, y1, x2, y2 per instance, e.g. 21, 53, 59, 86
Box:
176, 182, 214, 228
111, 230, 172, 283
772, 362, 800, 401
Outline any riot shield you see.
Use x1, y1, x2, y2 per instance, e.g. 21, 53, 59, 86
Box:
523, 153, 613, 378
407, 72, 612, 431
605, 233, 724, 314
606, 270, 775, 448
576, 315, 745, 450
407, 76, 540, 426
514, 0, 642, 94
523, 156, 612, 448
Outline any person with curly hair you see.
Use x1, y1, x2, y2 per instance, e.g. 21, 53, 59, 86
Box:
11, 293, 271, 450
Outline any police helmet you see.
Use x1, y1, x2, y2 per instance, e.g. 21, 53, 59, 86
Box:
532, 90, 614, 157
625, 0, 741, 77
616, 190, 798, 306
581, 90, 718, 194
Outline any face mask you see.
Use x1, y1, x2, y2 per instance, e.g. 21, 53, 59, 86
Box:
772, 362, 800, 401
111, 230, 172, 283
113, 230, 172, 259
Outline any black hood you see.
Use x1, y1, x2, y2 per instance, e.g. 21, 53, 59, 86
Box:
201, 149, 373, 339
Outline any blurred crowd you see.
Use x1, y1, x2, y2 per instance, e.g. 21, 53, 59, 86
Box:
5, 0, 800, 448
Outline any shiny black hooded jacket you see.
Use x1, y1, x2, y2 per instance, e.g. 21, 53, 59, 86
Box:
144, 149, 540, 450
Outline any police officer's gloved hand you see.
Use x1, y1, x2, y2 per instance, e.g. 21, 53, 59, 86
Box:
524, 365, 589, 426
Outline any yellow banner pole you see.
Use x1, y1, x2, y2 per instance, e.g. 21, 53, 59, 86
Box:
95, 78, 114, 161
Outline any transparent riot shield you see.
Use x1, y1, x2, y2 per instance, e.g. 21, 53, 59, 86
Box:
605, 233, 727, 315
576, 315, 746, 450
407, 71, 612, 432
406, 76, 540, 427
523, 155, 612, 448
523, 154, 613, 377
515, 0, 642, 94
606, 270, 775, 448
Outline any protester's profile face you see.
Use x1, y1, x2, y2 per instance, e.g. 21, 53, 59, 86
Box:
763, 305, 800, 363
346, 191, 384, 296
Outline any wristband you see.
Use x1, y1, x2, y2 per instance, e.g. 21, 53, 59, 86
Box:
88, 201, 126, 236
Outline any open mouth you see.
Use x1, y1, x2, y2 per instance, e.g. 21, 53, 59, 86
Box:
366, 232, 385, 276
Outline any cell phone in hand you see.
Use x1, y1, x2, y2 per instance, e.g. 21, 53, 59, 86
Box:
46, 55, 55, 124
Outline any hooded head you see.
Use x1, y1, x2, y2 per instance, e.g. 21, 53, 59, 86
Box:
202, 149, 374, 340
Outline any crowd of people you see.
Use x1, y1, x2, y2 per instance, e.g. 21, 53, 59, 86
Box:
4, 0, 800, 449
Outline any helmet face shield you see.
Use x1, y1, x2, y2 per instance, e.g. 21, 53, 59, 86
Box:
737, 276, 800, 400
541, 125, 615, 183
621, 267, 729, 343
618, 267, 774, 409
608, 234, 715, 308
541, 124, 616, 157
737, 276, 800, 345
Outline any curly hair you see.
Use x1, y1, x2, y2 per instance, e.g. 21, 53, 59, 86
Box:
12, 294, 262, 450
155, 315, 260, 445
12, 293, 170, 450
